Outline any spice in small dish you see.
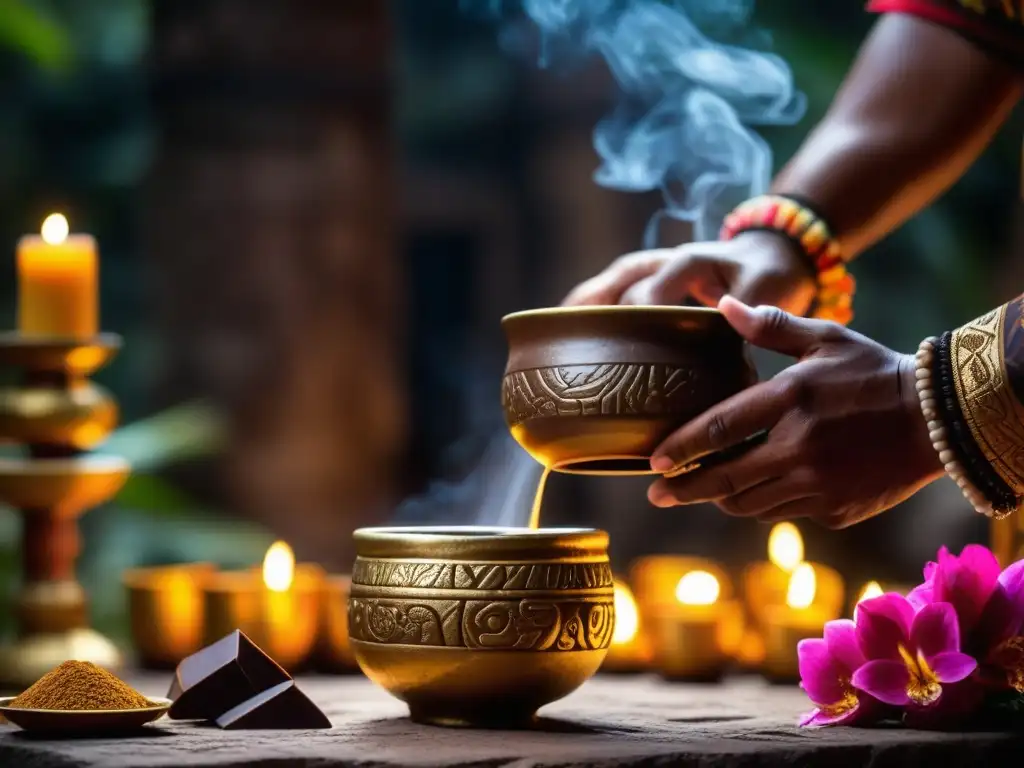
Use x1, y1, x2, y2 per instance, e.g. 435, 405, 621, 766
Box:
8, 661, 152, 711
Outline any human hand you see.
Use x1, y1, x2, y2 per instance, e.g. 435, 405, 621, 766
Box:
646, 297, 944, 529
563, 231, 817, 316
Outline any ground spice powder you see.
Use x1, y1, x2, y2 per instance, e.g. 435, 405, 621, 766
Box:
8, 661, 152, 711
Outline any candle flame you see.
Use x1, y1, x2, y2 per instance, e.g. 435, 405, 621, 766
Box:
40, 213, 69, 245
858, 580, 884, 604
612, 579, 640, 645
262, 540, 294, 592
675, 570, 720, 606
768, 522, 803, 572
786, 562, 816, 609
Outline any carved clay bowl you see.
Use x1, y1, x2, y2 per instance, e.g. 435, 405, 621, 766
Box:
501, 305, 756, 475
348, 526, 614, 728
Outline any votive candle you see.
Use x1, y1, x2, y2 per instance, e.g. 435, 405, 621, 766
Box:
17, 214, 98, 338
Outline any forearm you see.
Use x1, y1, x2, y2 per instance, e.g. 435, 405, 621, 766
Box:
771, 13, 1022, 260
917, 295, 1024, 518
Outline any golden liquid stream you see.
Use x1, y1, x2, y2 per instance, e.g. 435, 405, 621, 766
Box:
528, 466, 551, 530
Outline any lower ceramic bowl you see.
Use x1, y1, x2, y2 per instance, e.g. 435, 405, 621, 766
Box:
348, 526, 614, 728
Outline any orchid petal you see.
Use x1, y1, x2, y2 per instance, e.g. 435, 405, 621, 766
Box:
928, 651, 977, 684
797, 638, 845, 705
823, 619, 864, 673
973, 583, 1020, 654
798, 703, 861, 728
998, 559, 1024, 597
911, 601, 961, 659
851, 659, 911, 706
934, 545, 1001, 632
906, 583, 934, 610
857, 594, 913, 660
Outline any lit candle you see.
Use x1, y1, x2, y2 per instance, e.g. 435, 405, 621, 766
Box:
17, 213, 98, 338
743, 523, 844, 628
601, 579, 652, 673
123, 563, 214, 669
201, 541, 324, 671
762, 563, 834, 681
650, 570, 744, 681
848, 580, 914, 617
857, 580, 884, 604
630, 555, 734, 615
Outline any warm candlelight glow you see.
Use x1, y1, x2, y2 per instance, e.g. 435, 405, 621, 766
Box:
40, 213, 70, 245
675, 570, 720, 606
858, 580, 883, 604
262, 541, 294, 592
768, 523, 803, 572
612, 580, 640, 645
786, 563, 816, 609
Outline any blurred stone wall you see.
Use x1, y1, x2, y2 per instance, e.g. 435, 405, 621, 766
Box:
144, 0, 404, 570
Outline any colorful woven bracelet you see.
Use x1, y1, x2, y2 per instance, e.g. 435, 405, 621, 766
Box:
719, 194, 855, 325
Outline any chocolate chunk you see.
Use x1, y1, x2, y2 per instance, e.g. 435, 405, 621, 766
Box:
167, 630, 291, 720
214, 681, 330, 730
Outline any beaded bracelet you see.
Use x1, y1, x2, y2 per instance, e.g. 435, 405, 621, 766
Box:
915, 335, 1016, 519
719, 194, 855, 325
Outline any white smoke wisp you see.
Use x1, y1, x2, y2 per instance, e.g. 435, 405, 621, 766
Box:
473, 0, 806, 245
392, 0, 806, 530
390, 431, 542, 528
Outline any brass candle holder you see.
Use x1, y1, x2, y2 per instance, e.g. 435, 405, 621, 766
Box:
993, 515, 1019, 568
0, 333, 129, 689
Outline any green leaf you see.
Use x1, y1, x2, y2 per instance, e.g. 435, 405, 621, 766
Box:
113, 473, 200, 516
97, 399, 225, 472
0, 0, 72, 72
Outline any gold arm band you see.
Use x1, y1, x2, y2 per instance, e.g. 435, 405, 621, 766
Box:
949, 307, 1024, 497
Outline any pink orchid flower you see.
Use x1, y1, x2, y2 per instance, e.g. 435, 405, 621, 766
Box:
797, 619, 882, 727
907, 545, 1024, 692
851, 594, 976, 709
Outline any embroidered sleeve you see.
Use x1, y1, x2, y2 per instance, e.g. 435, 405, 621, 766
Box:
949, 296, 1024, 504
868, 0, 1024, 66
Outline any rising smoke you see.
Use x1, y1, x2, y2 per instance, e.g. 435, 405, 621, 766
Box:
472, 0, 805, 244
392, 0, 805, 527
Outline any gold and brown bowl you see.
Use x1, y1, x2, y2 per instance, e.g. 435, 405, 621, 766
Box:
501, 305, 756, 475
348, 526, 614, 728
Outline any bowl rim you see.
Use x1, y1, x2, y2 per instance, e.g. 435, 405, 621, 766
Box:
352, 525, 609, 561
501, 305, 720, 324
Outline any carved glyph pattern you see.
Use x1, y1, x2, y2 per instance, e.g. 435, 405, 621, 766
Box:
348, 597, 614, 651
951, 308, 1024, 495
501, 364, 696, 425
352, 559, 613, 591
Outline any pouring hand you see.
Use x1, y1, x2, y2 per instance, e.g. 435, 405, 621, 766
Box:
562, 231, 816, 316
645, 297, 944, 529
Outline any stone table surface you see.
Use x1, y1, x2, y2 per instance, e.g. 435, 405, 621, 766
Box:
2, 673, 1024, 768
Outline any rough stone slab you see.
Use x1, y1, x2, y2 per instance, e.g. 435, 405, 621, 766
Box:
2, 673, 1023, 767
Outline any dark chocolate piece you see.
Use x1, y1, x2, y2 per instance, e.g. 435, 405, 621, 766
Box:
214, 681, 330, 730
167, 630, 291, 721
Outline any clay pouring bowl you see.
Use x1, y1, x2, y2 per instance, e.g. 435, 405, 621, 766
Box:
501, 305, 757, 475
348, 526, 614, 728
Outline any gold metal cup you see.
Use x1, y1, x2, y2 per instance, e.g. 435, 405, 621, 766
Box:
648, 600, 744, 681
315, 575, 358, 673
349, 526, 614, 728
201, 566, 324, 672
123, 563, 214, 669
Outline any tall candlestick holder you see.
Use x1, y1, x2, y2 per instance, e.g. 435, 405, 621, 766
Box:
0, 332, 129, 689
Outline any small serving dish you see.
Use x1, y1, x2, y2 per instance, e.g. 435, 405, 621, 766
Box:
0, 696, 171, 733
